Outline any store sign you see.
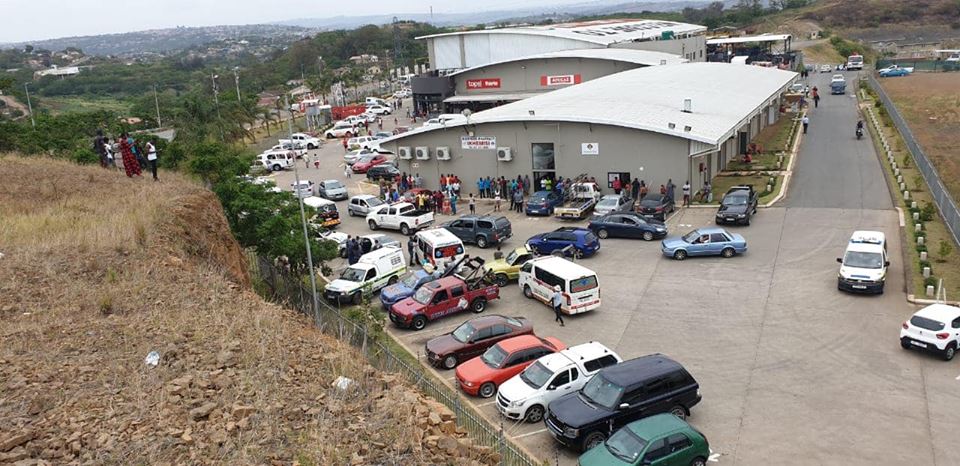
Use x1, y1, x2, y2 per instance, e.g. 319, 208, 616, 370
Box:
461, 136, 497, 150
581, 143, 599, 156
466, 78, 501, 89
540, 74, 582, 87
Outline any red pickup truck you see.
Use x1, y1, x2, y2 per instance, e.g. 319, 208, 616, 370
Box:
389, 258, 500, 331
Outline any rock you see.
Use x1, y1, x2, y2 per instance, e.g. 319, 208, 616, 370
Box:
231, 404, 256, 419
427, 412, 442, 426
0, 432, 33, 452
438, 435, 459, 454
440, 420, 456, 435
225, 422, 236, 432
189, 402, 217, 421
0, 448, 29, 462
181, 432, 194, 445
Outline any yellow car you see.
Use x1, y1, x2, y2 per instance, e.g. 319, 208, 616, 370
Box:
485, 246, 535, 287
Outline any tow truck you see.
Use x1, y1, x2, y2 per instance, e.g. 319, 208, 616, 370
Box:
389, 256, 501, 331
553, 175, 602, 220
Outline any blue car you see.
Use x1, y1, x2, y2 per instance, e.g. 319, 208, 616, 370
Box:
878, 66, 913, 77
526, 227, 601, 258
525, 190, 563, 216
379, 270, 434, 310
661, 227, 747, 260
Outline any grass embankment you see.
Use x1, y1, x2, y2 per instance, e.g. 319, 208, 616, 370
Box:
860, 87, 960, 299
39, 95, 133, 115
0, 155, 495, 465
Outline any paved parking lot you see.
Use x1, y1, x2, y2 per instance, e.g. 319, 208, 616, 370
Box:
265, 88, 960, 465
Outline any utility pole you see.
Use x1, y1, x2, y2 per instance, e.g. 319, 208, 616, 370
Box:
285, 94, 320, 319
233, 67, 241, 101
211, 73, 223, 140
153, 84, 162, 128
23, 83, 35, 128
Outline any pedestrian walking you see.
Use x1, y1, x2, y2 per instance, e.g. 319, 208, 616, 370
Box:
342, 137, 348, 152
666, 179, 675, 202
552, 285, 564, 326
802, 115, 810, 134
812, 89, 820, 108
145, 140, 159, 181
682, 181, 691, 206
468, 194, 476, 214
314, 155, 320, 169
118, 133, 142, 178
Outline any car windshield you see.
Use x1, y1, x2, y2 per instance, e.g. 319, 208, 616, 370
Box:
597, 199, 619, 208
316, 204, 336, 214
580, 374, 624, 410
910, 315, 945, 331
519, 361, 554, 389
481, 344, 509, 369
605, 428, 647, 463
723, 194, 748, 206
682, 230, 701, 243
843, 251, 884, 269
366, 197, 384, 207
640, 197, 663, 207
400, 271, 421, 288
340, 267, 367, 282
505, 249, 520, 264
325, 181, 343, 189
357, 155, 375, 163
412, 286, 433, 305
451, 321, 475, 343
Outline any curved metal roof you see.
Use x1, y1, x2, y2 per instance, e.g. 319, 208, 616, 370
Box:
447, 48, 687, 78
418, 19, 707, 46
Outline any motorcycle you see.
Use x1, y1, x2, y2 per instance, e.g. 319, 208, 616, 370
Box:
856, 127, 864, 140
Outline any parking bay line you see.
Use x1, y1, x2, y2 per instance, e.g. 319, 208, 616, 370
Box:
511, 428, 549, 439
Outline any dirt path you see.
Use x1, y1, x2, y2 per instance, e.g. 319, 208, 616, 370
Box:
0, 94, 29, 117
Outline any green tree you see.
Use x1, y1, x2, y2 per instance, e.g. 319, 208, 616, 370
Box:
186, 140, 251, 186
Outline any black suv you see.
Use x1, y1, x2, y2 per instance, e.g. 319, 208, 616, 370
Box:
366, 164, 400, 182
441, 215, 512, 248
544, 354, 701, 452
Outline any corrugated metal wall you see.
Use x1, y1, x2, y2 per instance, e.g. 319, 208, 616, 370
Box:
433, 36, 464, 70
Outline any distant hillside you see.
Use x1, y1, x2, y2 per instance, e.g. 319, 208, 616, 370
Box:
2, 24, 313, 57
803, 0, 960, 29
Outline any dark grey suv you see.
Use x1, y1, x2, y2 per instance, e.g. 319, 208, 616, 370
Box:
441, 215, 512, 248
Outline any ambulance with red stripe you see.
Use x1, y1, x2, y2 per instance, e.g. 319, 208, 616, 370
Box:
518, 256, 600, 314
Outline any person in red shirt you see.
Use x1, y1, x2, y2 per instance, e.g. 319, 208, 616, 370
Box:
612, 177, 622, 195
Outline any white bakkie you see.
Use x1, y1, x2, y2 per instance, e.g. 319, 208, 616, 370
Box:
496, 342, 621, 423
836, 231, 889, 294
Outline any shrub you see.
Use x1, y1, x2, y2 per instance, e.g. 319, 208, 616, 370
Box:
938, 240, 953, 263
920, 202, 937, 222
70, 147, 100, 165
901, 155, 911, 168
912, 174, 925, 192
924, 276, 938, 288
918, 259, 931, 271
916, 245, 928, 253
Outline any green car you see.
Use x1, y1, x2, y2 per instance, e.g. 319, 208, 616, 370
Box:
578, 414, 709, 466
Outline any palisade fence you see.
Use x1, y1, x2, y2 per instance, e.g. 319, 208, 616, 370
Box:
249, 255, 539, 466
866, 74, 960, 247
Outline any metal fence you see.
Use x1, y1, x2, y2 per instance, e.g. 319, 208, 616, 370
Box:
866, 74, 960, 247
875, 59, 960, 73
250, 255, 540, 466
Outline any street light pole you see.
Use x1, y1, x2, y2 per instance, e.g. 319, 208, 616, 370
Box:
23, 83, 35, 128
233, 67, 241, 101
212, 73, 223, 140
153, 84, 162, 128
285, 94, 320, 319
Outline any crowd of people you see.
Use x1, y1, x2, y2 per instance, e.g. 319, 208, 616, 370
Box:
92, 130, 159, 181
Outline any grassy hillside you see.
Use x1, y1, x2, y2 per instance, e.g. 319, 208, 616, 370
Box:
0, 156, 496, 465
804, 0, 960, 29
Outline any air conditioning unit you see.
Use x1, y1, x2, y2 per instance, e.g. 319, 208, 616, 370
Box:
496, 147, 512, 162
398, 146, 412, 160
415, 146, 430, 160
435, 146, 451, 161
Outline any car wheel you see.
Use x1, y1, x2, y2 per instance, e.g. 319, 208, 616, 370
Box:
524, 404, 545, 423
642, 231, 654, 241
573, 249, 584, 259
551, 249, 564, 257
690, 457, 707, 466
307, 143, 316, 150
581, 432, 606, 453
944, 344, 956, 361
442, 355, 458, 370
745, 217, 751, 226
674, 250, 687, 261
721, 247, 735, 258
669, 405, 687, 420
471, 298, 487, 313
348, 209, 355, 217
368, 220, 378, 230
479, 382, 496, 399
412, 315, 427, 331
272, 164, 281, 172
900, 338, 911, 350
400, 223, 411, 236
351, 292, 362, 305
597, 229, 609, 239
494, 274, 509, 287
388, 275, 398, 285
476, 236, 488, 248
523, 285, 534, 299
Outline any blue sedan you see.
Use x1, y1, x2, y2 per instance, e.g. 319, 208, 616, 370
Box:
525, 190, 563, 216
661, 227, 747, 260
379, 270, 434, 310
878, 66, 913, 77
526, 227, 601, 258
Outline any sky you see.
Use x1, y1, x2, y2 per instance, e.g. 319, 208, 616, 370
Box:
0, 0, 611, 43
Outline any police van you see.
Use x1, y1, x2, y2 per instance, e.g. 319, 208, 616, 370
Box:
324, 248, 406, 305
836, 231, 889, 294
519, 256, 601, 314
413, 228, 465, 271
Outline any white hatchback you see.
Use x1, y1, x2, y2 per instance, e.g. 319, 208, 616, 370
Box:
900, 304, 960, 361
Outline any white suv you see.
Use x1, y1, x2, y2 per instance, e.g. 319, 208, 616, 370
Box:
366, 104, 392, 115
325, 121, 358, 139
837, 231, 889, 294
901, 304, 960, 361
496, 342, 621, 423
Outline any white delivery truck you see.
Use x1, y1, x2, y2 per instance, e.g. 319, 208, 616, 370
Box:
324, 247, 407, 305
496, 342, 622, 423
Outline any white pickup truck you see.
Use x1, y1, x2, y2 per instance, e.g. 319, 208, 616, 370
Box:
366, 202, 434, 235
496, 342, 622, 423
554, 182, 603, 219
278, 133, 321, 150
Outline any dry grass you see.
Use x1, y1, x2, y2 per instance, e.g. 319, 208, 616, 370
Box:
0, 155, 494, 465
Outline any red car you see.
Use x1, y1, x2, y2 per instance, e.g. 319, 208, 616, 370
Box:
425, 315, 534, 369
455, 335, 566, 398
351, 154, 390, 174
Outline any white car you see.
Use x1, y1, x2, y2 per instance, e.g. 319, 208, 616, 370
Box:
837, 231, 888, 294
366, 104, 392, 115
496, 342, 622, 423
270, 142, 307, 158
291, 180, 314, 198
278, 133, 321, 150
901, 304, 960, 361
257, 150, 295, 172
347, 136, 378, 151
820, 64, 832, 73
325, 121, 359, 139
343, 148, 376, 165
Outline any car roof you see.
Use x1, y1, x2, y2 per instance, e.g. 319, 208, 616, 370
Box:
463, 314, 518, 328
600, 354, 685, 386
458, 214, 504, 221
625, 413, 691, 440
497, 335, 546, 353
915, 304, 960, 322
599, 194, 623, 201
321, 179, 341, 184
529, 256, 598, 279
694, 227, 729, 235
537, 341, 616, 371
553, 227, 591, 234
352, 194, 377, 200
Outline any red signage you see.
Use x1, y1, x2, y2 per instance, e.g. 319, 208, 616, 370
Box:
540, 74, 583, 87
466, 78, 501, 89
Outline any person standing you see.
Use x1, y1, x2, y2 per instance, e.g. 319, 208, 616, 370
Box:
812, 87, 820, 108
513, 189, 524, 213
477, 177, 484, 199
103, 138, 116, 169
407, 238, 416, 266
468, 194, 476, 214
612, 176, 622, 195
802, 115, 810, 134
145, 139, 159, 181
682, 181, 691, 207
93, 130, 108, 168
552, 285, 564, 326
523, 175, 531, 195
450, 192, 458, 215
342, 137, 348, 152
118, 133, 142, 178
639, 181, 648, 200
666, 179, 675, 202
493, 188, 502, 212
631, 177, 640, 201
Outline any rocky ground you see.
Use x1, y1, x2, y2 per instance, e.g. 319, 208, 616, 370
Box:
0, 155, 496, 465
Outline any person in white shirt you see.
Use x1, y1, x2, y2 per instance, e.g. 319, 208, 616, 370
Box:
145, 141, 158, 181
551, 285, 564, 326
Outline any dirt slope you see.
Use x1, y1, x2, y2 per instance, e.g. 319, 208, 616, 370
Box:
0, 155, 497, 465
